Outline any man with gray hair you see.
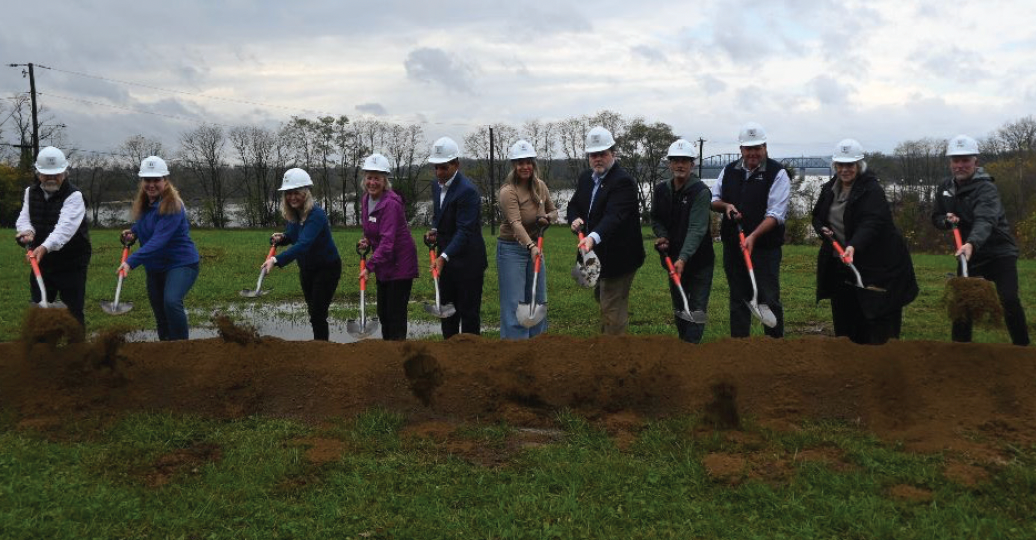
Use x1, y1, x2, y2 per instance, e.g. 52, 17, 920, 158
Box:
566, 126, 645, 335
932, 134, 1029, 346
15, 146, 92, 326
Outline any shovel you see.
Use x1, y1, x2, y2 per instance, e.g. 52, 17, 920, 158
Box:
735, 221, 777, 328
655, 244, 707, 324
517, 235, 548, 328
422, 236, 456, 319
18, 237, 65, 309
828, 236, 886, 293
100, 236, 136, 315
570, 230, 601, 288
240, 238, 277, 298
951, 223, 970, 277
346, 244, 380, 339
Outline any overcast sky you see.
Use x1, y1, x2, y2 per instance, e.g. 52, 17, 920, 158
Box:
2, 0, 1034, 160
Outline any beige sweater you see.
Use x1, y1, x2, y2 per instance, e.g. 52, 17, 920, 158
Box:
498, 177, 558, 246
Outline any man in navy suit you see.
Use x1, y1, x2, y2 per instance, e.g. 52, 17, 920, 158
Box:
425, 136, 488, 338
566, 126, 645, 335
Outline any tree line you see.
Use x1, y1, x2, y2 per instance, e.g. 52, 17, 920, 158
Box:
2, 94, 1034, 254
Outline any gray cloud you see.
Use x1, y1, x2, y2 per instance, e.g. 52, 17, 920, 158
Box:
404, 48, 477, 94
917, 45, 991, 82
809, 75, 852, 107
699, 74, 727, 95
356, 103, 388, 116
631, 45, 667, 64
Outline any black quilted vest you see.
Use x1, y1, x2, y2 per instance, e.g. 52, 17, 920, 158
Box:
653, 179, 714, 271
27, 180, 91, 269
718, 157, 785, 249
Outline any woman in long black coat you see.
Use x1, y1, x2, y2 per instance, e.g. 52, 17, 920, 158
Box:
811, 139, 918, 344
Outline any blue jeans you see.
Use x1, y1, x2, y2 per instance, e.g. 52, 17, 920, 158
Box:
146, 263, 199, 341
497, 239, 547, 339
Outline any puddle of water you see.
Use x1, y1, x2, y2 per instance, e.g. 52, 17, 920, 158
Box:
124, 301, 495, 343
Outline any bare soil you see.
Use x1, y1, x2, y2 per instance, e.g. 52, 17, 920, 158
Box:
4, 309, 1036, 462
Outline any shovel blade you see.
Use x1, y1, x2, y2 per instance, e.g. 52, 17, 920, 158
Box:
100, 301, 134, 315
745, 300, 778, 328
346, 318, 380, 339
516, 303, 547, 328
675, 309, 708, 324
239, 289, 270, 298
424, 302, 457, 319
31, 300, 67, 309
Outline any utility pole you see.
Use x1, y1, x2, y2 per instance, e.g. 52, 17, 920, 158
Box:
489, 126, 496, 235
7, 63, 40, 159
696, 137, 706, 179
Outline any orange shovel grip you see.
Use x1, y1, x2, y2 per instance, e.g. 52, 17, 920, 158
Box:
119, 246, 130, 277
428, 248, 439, 278
952, 227, 963, 250
533, 236, 544, 273
359, 258, 367, 291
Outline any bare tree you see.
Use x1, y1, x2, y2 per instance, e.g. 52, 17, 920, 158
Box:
180, 124, 230, 227
385, 123, 425, 220
1, 93, 67, 168
230, 125, 282, 227
70, 153, 119, 226
619, 118, 673, 221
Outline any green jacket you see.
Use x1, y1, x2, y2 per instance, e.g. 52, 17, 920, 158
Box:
931, 168, 1018, 263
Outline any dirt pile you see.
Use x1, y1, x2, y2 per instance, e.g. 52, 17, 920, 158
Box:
945, 277, 1003, 326
2, 329, 1035, 453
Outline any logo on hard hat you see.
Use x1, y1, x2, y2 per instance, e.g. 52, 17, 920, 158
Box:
841, 145, 851, 154
147, 160, 156, 168
434, 145, 443, 155
956, 140, 965, 148
747, 129, 757, 137
591, 135, 601, 144
46, 157, 56, 165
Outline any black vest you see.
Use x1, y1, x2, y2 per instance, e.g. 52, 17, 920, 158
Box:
718, 157, 785, 249
653, 179, 714, 271
28, 180, 91, 269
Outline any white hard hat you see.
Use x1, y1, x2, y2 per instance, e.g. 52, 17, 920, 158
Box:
279, 168, 313, 191
738, 122, 767, 146
508, 140, 536, 160
585, 126, 616, 153
138, 156, 170, 177
362, 153, 392, 173
667, 139, 696, 159
35, 146, 68, 175
946, 134, 979, 156
832, 139, 865, 163
428, 136, 460, 164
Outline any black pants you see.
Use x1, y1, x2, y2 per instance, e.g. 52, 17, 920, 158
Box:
438, 266, 484, 339
299, 258, 342, 341
29, 265, 88, 327
953, 256, 1029, 346
830, 280, 902, 345
722, 243, 784, 338
377, 278, 413, 341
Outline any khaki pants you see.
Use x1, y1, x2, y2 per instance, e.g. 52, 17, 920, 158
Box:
594, 270, 637, 335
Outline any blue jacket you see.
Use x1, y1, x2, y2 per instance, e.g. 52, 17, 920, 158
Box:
432, 172, 487, 278
127, 199, 200, 272
275, 205, 340, 270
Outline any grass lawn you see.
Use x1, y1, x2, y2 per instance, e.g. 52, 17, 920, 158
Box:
1, 226, 1032, 343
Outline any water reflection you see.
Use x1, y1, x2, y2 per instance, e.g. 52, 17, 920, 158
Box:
124, 301, 467, 343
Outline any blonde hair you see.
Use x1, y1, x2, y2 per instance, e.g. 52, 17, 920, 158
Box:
280, 187, 314, 223
505, 161, 544, 207
131, 178, 184, 220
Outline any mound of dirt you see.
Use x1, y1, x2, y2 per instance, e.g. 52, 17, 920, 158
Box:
20, 307, 85, 350
2, 330, 1035, 454
945, 277, 1003, 326
213, 314, 261, 345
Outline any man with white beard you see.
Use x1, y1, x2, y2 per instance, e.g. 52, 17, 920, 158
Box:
15, 146, 92, 326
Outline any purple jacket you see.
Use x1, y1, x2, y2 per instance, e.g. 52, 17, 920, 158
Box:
362, 189, 419, 282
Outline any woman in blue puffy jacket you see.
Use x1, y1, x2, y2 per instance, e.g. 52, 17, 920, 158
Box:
261, 168, 342, 340
118, 156, 201, 341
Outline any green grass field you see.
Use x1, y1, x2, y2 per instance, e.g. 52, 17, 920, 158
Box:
1, 226, 1032, 343
2, 227, 1035, 539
